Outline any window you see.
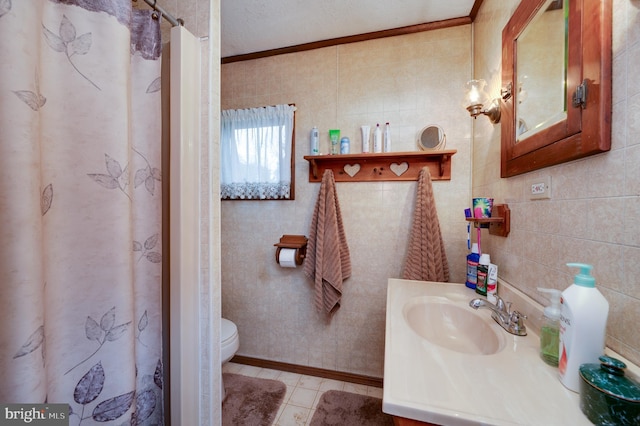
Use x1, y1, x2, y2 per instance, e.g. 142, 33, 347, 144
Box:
221, 104, 296, 199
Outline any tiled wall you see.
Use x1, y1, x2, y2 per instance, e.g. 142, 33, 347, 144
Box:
474, 0, 640, 367
221, 27, 473, 378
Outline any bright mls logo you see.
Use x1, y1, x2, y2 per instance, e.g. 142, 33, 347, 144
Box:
0, 404, 68, 425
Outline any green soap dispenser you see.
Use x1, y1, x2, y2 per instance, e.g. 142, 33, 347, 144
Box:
538, 287, 562, 367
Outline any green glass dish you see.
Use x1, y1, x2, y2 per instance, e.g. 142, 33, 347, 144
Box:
579, 355, 640, 425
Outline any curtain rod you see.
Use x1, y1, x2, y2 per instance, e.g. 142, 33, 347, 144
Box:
140, 0, 183, 27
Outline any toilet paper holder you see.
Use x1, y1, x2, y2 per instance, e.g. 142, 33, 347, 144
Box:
274, 235, 308, 266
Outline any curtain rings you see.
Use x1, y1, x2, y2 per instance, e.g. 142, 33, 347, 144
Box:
150, 0, 160, 20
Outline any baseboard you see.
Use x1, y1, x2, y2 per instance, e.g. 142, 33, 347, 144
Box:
230, 355, 384, 388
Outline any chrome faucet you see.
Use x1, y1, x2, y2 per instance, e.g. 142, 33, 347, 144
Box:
469, 295, 527, 336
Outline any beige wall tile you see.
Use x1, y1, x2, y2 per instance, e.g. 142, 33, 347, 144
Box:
221, 27, 471, 378
475, 0, 640, 367
217, 0, 640, 383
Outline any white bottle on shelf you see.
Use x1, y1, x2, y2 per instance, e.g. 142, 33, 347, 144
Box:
373, 123, 382, 153
310, 126, 319, 155
360, 125, 370, 153
383, 122, 391, 152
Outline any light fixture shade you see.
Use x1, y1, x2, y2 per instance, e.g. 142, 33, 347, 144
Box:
463, 79, 500, 123
464, 79, 488, 110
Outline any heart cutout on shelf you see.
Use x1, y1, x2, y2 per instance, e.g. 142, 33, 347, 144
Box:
344, 164, 361, 177
390, 162, 409, 176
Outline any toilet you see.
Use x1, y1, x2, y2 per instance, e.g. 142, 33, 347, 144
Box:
221, 318, 240, 401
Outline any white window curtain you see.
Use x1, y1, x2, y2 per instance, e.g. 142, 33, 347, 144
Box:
221, 104, 295, 199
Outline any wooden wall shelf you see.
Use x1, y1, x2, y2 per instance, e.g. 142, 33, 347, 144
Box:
466, 204, 510, 237
303, 150, 456, 182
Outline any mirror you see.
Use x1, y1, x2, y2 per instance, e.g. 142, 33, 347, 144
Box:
515, 0, 566, 141
501, 0, 611, 177
417, 125, 446, 151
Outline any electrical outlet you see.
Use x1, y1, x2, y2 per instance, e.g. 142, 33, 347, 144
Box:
528, 176, 551, 199
531, 182, 546, 194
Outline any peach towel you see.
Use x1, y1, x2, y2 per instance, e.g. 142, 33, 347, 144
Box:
402, 167, 450, 282
304, 170, 351, 315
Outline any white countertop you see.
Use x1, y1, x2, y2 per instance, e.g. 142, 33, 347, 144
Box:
382, 279, 592, 426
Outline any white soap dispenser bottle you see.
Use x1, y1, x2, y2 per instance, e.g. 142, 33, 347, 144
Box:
558, 263, 609, 392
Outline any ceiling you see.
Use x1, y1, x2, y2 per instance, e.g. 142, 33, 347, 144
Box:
221, 0, 479, 59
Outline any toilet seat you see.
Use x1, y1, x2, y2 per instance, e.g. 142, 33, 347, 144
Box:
221, 318, 238, 346
221, 318, 239, 364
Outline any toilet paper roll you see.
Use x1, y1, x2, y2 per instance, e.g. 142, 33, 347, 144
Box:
278, 248, 298, 268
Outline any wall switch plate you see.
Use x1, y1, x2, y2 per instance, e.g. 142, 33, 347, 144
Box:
528, 176, 551, 199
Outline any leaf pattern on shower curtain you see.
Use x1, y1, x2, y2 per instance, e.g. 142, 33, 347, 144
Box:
41, 183, 53, 215
0, 0, 11, 19
132, 389, 156, 425
42, 14, 100, 90
136, 310, 154, 347
13, 325, 45, 362
88, 150, 161, 199
65, 306, 131, 375
67, 330, 161, 424
153, 359, 163, 389
133, 234, 162, 264
87, 153, 132, 199
133, 147, 162, 196
93, 390, 135, 422
146, 77, 161, 94
74, 362, 105, 405
13, 70, 46, 111
72, 362, 139, 424
13, 89, 46, 110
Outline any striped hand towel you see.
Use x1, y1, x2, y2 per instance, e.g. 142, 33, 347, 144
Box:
304, 169, 351, 315
402, 167, 449, 282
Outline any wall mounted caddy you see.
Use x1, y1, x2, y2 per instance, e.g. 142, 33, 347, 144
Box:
303, 150, 456, 183
465, 204, 511, 237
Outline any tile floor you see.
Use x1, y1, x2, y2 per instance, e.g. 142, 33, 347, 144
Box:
222, 361, 384, 426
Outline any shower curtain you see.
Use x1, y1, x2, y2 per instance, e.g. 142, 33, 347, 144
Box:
0, 1, 164, 424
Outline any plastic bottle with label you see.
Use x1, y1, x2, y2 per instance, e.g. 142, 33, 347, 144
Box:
340, 137, 350, 154
558, 263, 609, 392
465, 243, 480, 290
329, 129, 340, 155
486, 263, 498, 303
538, 287, 562, 367
310, 126, 319, 155
361, 125, 370, 153
373, 123, 382, 153
475, 253, 490, 296
383, 122, 391, 152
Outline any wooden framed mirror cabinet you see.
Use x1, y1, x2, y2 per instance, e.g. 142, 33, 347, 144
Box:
501, 0, 612, 177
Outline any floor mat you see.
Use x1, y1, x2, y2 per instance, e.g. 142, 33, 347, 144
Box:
309, 389, 394, 426
221, 373, 286, 426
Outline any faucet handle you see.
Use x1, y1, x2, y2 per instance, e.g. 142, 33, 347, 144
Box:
509, 310, 528, 336
494, 295, 510, 313
510, 310, 526, 321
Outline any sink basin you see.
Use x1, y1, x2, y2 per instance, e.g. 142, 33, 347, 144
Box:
384, 280, 597, 426
403, 296, 503, 355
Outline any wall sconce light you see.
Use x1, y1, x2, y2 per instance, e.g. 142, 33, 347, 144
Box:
464, 79, 501, 124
